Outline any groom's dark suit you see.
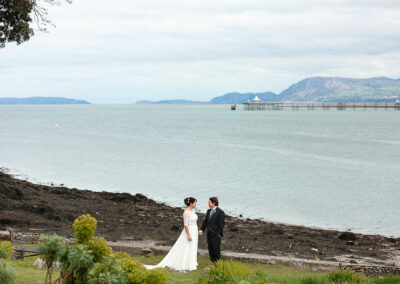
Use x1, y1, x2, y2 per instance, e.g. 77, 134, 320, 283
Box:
200, 207, 225, 262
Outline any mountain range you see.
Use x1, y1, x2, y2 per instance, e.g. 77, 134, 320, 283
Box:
137, 77, 400, 104
0, 97, 90, 105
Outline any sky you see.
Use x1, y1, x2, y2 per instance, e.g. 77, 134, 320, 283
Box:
1, 0, 400, 104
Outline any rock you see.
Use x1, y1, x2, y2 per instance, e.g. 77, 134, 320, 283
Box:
230, 226, 238, 232
0, 230, 11, 241
142, 248, 153, 255
349, 260, 358, 264
170, 225, 180, 231
347, 241, 357, 246
274, 229, 285, 235
310, 247, 319, 253
33, 258, 61, 270
339, 232, 357, 241
133, 193, 148, 202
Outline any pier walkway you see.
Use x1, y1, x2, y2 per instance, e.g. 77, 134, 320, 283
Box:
242, 102, 400, 110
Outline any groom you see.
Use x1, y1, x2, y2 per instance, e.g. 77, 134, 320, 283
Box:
199, 197, 225, 262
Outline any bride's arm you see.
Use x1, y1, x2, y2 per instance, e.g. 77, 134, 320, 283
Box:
183, 211, 192, 241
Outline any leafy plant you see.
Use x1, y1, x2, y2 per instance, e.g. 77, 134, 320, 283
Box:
117, 252, 168, 284
119, 254, 147, 284
88, 237, 112, 263
88, 255, 126, 284
73, 214, 97, 244
0, 242, 13, 260
39, 234, 64, 284
0, 259, 17, 284
55, 244, 94, 284
144, 268, 169, 284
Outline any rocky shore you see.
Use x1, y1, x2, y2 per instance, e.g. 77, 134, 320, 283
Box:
1, 170, 399, 264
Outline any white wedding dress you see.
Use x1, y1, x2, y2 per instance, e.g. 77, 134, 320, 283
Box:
145, 210, 198, 271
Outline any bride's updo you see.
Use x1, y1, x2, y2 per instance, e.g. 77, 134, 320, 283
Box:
184, 197, 197, 206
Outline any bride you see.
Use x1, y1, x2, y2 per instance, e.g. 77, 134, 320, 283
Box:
145, 197, 198, 271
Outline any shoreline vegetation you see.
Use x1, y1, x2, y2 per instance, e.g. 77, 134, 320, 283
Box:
1, 169, 399, 265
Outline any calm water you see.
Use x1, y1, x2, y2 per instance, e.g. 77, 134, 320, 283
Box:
1, 105, 399, 236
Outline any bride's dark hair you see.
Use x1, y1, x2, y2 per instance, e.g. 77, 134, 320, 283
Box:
184, 197, 197, 206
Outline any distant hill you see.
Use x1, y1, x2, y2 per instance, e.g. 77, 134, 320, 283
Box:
0, 97, 90, 105
208, 92, 278, 104
279, 77, 400, 102
137, 76, 400, 104
136, 92, 278, 104
136, 99, 205, 104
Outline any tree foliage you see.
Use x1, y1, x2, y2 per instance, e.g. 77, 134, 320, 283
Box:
73, 214, 97, 244
39, 234, 64, 284
0, 0, 71, 48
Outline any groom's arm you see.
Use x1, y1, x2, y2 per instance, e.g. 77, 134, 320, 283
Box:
200, 210, 209, 232
217, 210, 225, 237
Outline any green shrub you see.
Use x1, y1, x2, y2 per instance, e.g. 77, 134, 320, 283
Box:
88, 237, 112, 263
119, 255, 147, 284
117, 252, 168, 284
73, 214, 97, 244
328, 269, 364, 283
198, 260, 266, 284
0, 242, 13, 260
0, 259, 17, 284
88, 255, 126, 284
145, 268, 169, 284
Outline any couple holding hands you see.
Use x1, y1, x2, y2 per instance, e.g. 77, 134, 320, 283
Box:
145, 197, 225, 271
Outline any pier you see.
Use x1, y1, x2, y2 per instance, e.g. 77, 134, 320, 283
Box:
243, 101, 400, 111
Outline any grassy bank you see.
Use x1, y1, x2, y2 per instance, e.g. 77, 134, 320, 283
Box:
9, 254, 327, 284
9, 254, 400, 283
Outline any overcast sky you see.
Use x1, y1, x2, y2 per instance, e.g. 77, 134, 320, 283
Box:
1, 0, 400, 103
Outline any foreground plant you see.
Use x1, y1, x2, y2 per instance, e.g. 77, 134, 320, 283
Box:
39, 234, 64, 284
0, 259, 17, 284
88, 255, 126, 284
0, 241, 13, 260
55, 244, 94, 284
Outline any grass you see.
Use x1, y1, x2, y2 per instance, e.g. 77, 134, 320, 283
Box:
9, 254, 327, 284
7, 254, 400, 284
136, 254, 328, 283
10, 257, 58, 284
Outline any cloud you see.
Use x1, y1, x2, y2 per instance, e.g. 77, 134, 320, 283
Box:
0, 0, 399, 103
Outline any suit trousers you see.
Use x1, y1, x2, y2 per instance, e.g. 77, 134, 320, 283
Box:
207, 235, 221, 262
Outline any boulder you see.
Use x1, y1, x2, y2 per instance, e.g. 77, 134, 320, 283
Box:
33, 258, 61, 270
142, 248, 153, 255
0, 230, 11, 241
338, 232, 357, 241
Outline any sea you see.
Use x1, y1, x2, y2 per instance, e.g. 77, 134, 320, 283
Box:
0, 104, 399, 236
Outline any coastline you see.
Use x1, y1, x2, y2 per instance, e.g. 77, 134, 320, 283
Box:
1, 169, 399, 264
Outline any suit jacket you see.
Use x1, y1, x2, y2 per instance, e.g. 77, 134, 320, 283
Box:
200, 207, 225, 237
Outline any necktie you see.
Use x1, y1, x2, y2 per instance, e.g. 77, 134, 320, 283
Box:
210, 209, 216, 218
